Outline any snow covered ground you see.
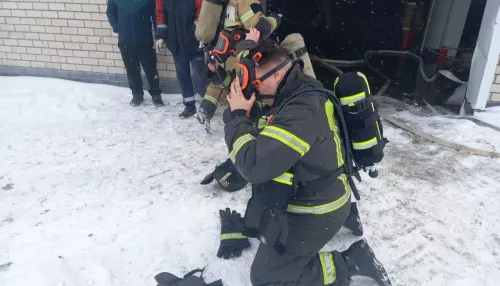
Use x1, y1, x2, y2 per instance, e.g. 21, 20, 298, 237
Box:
1, 76, 500, 286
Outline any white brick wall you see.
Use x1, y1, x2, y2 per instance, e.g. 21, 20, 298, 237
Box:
0, 0, 175, 78
489, 58, 500, 102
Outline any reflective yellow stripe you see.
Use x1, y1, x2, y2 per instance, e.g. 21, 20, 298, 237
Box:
376, 121, 382, 140
223, 71, 232, 87
204, 94, 218, 105
237, 49, 250, 61
272, 172, 294, 186
258, 118, 267, 129
325, 101, 344, 167
261, 126, 310, 157
221, 233, 247, 240
287, 174, 350, 215
319, 252, 336, 285
241, 10, 254, 23
224, 19, 241, 27
339, 91, 366, 106
357, 72, 372, 94
371, 102, 375, 112
230, 134, 256, 163
352, 137, 377, 150
333, 76, 339, 90
264, 16, 277, 30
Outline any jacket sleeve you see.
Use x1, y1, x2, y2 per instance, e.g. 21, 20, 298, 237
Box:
156, 0, 165, 26
224, 96, 319, 184
106, 0, 118, 33
237, 0, 280, 37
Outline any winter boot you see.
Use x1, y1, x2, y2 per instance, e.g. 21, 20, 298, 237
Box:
343, 202, 363, 236
130, 95, 144, 107
341, 239, 392, 286
194, 108, 212, 134
152, 96, 164, 107
179, 107, 196, 118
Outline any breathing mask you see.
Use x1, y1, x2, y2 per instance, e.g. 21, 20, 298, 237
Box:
235, 44, 291, 100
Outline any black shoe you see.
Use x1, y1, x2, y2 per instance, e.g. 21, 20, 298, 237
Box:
341, 239, 392, 286
152, 96, 164, 107
130, 96, 144, 107
343, 202, 363, 236
179, 107, 196, 118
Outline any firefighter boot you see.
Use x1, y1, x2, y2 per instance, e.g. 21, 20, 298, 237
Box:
194, 108, 212, 134
341, 239, 392, 286
343, 202, 363, 236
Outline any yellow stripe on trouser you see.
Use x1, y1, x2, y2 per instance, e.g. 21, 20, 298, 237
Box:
221, 233, 247, 240
260, 126, 310, 157
352, 137, 377, 150
224, 19, 241, 28
272, 172, 294, 186
324, 101, 344, 167
229, 134, 256, 163
204, 94, 218, 105
287, 174, 350, 215
319, 252, 337, 285
241, 10, 255, 23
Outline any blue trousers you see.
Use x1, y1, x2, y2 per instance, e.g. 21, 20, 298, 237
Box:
174, 52, 209, 110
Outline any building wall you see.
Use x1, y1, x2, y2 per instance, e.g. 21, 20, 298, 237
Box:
0, 0, 179, 92
490, 57, 500, 102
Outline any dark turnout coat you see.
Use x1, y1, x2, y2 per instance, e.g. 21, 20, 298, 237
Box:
224, 61, 350, 209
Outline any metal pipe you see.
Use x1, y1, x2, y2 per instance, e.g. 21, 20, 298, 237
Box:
420, 0, 436, 54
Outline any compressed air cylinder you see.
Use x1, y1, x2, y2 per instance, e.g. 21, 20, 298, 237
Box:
280, 33, 316, 79
195, 0, 225, 43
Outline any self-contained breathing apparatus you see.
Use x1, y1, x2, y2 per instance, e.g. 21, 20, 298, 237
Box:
232, 43, 388, 254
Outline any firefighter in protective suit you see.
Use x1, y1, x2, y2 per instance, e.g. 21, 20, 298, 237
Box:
220, 39, 392, 285
193, 0, 281, 132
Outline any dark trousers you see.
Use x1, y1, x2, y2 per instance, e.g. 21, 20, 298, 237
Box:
118, 43, 161, 97
174, 52, 208, 110
250, 185, 351, 285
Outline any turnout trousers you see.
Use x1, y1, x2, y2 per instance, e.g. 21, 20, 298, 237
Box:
250, 187, 351, 285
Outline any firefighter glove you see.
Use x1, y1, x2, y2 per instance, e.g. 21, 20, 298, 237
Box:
217, 208, 250, 259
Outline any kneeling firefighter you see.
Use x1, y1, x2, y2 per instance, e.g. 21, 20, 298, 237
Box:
201, 33, 367, 237
217, 39, 392, 285
193, 0, 282, 133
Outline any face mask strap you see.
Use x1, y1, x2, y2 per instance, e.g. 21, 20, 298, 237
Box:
252, 56, 291, 88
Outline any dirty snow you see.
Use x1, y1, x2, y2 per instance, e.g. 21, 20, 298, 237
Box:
1, 77, 500, 286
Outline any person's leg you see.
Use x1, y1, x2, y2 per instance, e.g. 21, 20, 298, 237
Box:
118, 43, 144, 106
190, 51, 209, 97
174, 55, 197, 117
137, 44, 163, 106
250, 201, 350, 286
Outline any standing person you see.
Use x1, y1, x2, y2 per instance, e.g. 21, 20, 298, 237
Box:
219, 40, 392, 285
106, 0, 164, 107
194, 0, 282, 132
155, 0, 209, 118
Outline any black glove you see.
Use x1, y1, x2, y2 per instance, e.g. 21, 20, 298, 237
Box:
155, 24, 168, 40
155, 268, 222, 286
217, 208, 250, 259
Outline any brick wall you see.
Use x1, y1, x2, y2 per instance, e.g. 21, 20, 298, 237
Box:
490, 57, 500, 102
0, 0, 179, 92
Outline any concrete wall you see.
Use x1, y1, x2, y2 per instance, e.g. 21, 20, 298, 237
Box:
489, 57, 500, 101
0, 0, 179, 92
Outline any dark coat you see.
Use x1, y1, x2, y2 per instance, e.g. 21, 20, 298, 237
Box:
224, 61, 348, 205
161, 0, 199, 59
106, 0, 156, 44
